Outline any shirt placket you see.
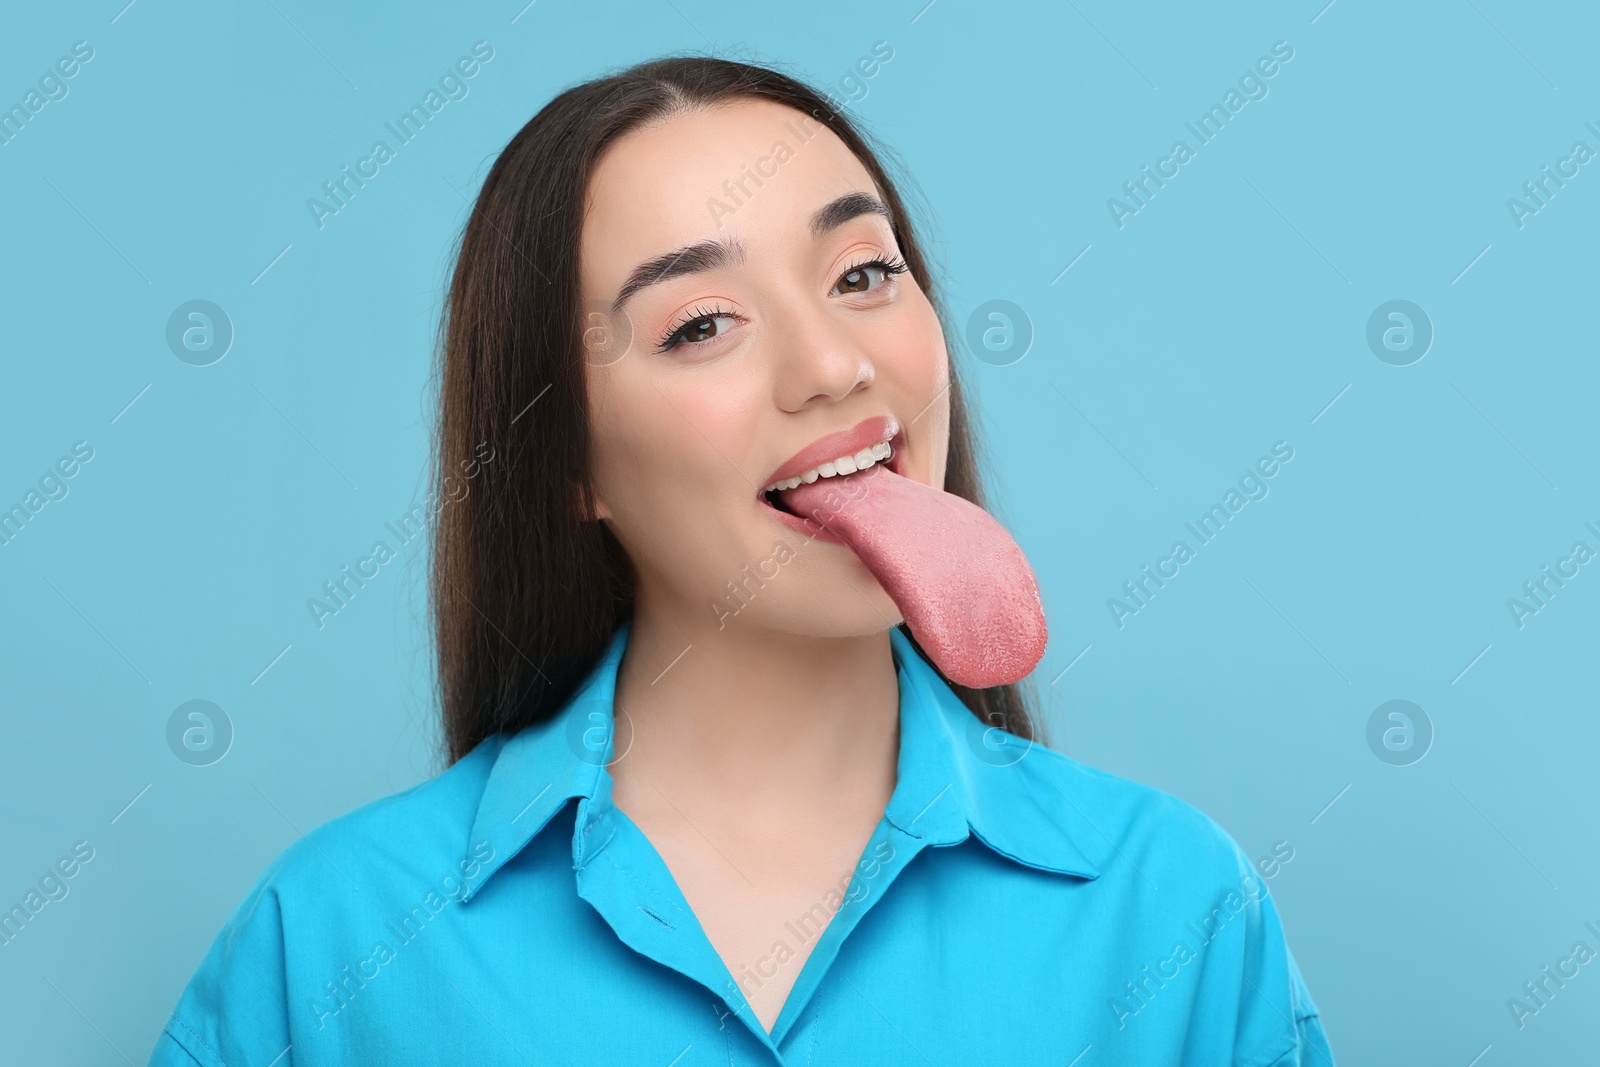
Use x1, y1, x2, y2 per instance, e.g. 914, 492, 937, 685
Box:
763, 815, 963, 1050
572, 789, 965, 1063
571, 781, 789, 1060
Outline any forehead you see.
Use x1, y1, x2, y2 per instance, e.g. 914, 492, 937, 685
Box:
580, 98, 882, 288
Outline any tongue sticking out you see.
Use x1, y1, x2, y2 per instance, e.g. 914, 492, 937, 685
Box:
778, 463, 1047, 688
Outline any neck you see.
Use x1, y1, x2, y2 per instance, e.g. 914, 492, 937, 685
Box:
608, 590, 902, 832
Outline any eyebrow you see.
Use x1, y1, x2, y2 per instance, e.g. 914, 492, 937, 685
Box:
608, 191, 895, 317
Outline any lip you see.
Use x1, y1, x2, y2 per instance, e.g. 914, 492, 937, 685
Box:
760, 414, 902, 490
757, 414, 905, 545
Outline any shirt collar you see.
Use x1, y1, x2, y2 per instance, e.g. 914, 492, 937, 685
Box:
461, 621, 1099, 901
882, 627, 1101, 880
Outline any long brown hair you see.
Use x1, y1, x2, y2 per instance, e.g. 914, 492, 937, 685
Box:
430, 53, 1039, 766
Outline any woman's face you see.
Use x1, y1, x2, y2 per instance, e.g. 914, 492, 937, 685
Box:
579, 98, 950, 639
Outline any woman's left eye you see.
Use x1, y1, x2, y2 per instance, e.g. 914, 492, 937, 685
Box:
833, 255, 909, 296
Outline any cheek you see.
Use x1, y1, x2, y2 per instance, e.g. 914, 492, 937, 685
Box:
921, 388, 952, 492
877, 288, 947, 393
876, 299, 951, 487
587, 366, 763, 556
590, 389, 678, 523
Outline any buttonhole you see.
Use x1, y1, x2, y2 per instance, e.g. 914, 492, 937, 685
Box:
637, 904, 676, 930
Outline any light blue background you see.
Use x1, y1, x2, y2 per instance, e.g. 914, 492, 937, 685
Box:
3, 1, 1597, 1062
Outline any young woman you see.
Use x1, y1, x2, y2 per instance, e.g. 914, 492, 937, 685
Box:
150, 56, 1334, 1065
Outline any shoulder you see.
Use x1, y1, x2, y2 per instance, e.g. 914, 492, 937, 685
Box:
197, 735, 508, 949
1013, 747, 1330, 1059
1014, 745, 1331, 1059
150, 739, 509, 1065
1015, 741, 1279, 897
257, 736, 506, 906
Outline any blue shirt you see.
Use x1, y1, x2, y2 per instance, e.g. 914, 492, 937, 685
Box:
150, 622, 1333, 1066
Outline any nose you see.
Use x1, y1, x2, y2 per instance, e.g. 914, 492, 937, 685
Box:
771, 301, 875, 412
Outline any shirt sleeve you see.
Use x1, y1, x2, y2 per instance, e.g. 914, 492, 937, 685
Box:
147, 855, 295, 1067
1234, 866, 1335, 1067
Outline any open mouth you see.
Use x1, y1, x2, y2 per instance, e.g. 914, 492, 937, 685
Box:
759, 426, 906, 518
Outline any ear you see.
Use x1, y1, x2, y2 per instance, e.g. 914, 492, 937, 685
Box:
582, 485, 613, 523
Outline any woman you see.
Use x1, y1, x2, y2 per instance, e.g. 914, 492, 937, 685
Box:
150, 55, 1334, 1065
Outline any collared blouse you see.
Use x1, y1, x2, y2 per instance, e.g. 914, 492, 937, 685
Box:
150, 622, 1334, 1065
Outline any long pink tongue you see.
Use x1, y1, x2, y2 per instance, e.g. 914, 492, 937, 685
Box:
779, 464, 1047, 687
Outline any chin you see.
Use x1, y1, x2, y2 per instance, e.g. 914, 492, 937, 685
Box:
783, 578, 906, 639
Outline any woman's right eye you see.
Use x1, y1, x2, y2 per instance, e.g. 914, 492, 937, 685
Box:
656, 307, 738, 352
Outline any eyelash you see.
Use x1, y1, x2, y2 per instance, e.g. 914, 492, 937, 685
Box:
652, 254, 911, 353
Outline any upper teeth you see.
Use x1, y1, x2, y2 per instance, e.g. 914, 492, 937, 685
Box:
763, 441, 892, 494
